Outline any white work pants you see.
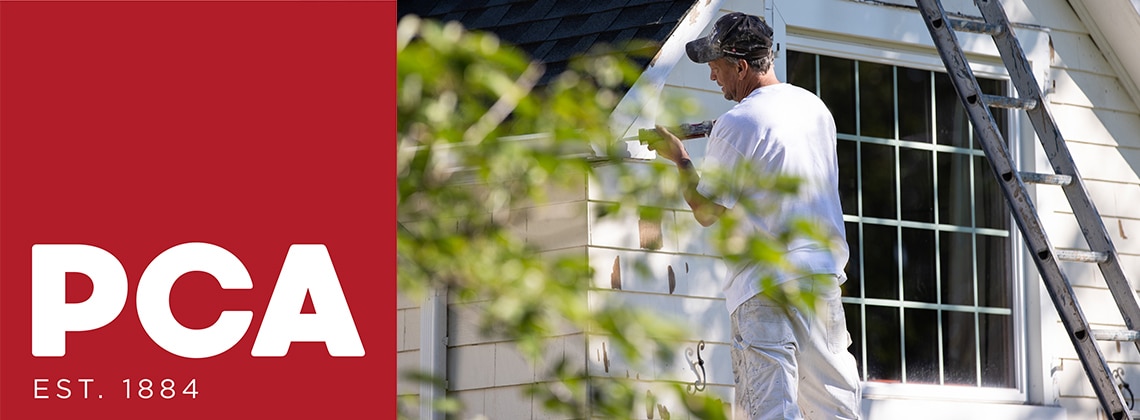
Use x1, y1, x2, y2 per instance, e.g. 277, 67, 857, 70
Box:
729, 275, 862, 419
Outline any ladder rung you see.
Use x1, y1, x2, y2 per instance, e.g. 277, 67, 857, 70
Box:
1056, 250, 1110, 263
948, 18, 1003, 35
1019, 171, 1072, 186
1092, 329, 1140, 342
982, 94, 1037, 110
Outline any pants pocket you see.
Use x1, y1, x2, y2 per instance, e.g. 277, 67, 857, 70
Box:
733, 297, 796, 349
825, 297, 851, 354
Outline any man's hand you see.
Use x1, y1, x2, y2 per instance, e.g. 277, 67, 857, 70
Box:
645, 125, 724, 226
645, 125, 689, 164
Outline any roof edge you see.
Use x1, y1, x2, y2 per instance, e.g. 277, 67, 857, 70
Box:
603, 0, 726, 160
1067, 0, 1140, 112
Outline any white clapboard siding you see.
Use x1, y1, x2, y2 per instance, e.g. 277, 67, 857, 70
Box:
454, 384, 534, 419
1049, 69, 1140, 113
1054, 357, 1140, 403
590, 199, 722, 255
1040, 212, 1140, 258
587, 290, 732, 346
1049, 31, 1119, 76
397, 290, 422, 405
587, 247, 727, 299
1053, 255, 1140, 290
589, 201, 681, 253
588, 162, 688, 210
614, 381, 735, 420
584, 333, 734, 387
1050, 105, 1140, 148
1034, 178, 1140, 218
528, 200, 590, 251
397, 349, 422, 396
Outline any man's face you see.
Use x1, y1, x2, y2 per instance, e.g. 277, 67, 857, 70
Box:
708, 58, 741, 102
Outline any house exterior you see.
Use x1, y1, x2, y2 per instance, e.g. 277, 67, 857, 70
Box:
397, 0, 1140, 419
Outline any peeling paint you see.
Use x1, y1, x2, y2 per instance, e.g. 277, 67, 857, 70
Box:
646, 389, 656, 419
1049, 35, 1055, 63
611, 256, 622, 290
603, 342, 610, 372
639, 217, 663, 250
1120, 219, 1129, 239
668, 265, 676, 294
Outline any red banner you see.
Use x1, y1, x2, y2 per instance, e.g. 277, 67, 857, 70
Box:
1, 1, 395, 418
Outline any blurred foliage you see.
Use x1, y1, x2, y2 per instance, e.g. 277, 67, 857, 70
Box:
397, 13, 828, 420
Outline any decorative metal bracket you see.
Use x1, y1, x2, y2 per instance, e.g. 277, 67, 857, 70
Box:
686, 340, 707, 394
1115, 367, 1135, 410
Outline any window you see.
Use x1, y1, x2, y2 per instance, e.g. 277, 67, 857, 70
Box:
787, 51, 1015, 388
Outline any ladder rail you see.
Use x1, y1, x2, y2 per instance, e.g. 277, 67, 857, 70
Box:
915, 0, 1130, 418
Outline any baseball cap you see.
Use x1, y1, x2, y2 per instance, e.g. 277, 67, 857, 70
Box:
685, 12, 774, 63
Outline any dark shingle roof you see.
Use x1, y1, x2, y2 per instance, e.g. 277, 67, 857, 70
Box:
398, 0, 697, 87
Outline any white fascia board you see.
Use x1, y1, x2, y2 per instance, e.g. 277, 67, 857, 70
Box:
606, 0, 726, 160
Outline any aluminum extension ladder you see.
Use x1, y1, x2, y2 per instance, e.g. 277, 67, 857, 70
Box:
914, 0, 1140, 418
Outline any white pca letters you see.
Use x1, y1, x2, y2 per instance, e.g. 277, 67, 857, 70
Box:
30, 243, 365, 358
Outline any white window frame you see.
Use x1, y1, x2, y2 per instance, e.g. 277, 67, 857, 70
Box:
768, 0, 1052, 405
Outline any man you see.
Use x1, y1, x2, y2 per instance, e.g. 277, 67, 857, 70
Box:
646, 12, 862, 420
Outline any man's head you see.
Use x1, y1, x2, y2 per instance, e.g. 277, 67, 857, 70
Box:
686, 12, 775, 67
686, 12, 777, 102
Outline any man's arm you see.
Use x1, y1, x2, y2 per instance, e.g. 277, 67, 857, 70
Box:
650, 126, 726, 227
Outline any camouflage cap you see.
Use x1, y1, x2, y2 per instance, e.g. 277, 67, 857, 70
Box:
686, 12, 774, 63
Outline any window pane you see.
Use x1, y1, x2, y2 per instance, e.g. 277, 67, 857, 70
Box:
859, 61, 894, 139
940, 231, 974, 306
861, 143, 896, 219
934, 72, 971, 148
787, 51, 817, 94
899, 147, 934, 222
902, 228, 936, 303
844, 222, 862, 297
942, 310, 977, 385
978, 234, 1011, 308
980, 313, 1015, 387
846, 302, 865, 379
975, 155, 1010, 230
839, 140, 858, 216
937, 152, 972, 227
820, 55, 856, 135
898, 68, 932, 143
867, 305, 901, 382
864, 224, 899, 300
905, 308, 939, 383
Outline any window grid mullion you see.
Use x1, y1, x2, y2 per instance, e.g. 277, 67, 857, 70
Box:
930, 70, 947, 386
890, 65, 909, 384
850, 55, 870, 382
970, 124, 983, 387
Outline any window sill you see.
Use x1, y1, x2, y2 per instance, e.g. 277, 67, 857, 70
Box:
862, 381, 1024, 404
861, 397, 1065, 420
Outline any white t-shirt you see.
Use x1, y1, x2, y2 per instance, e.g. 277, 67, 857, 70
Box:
696, 83, 850, 314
